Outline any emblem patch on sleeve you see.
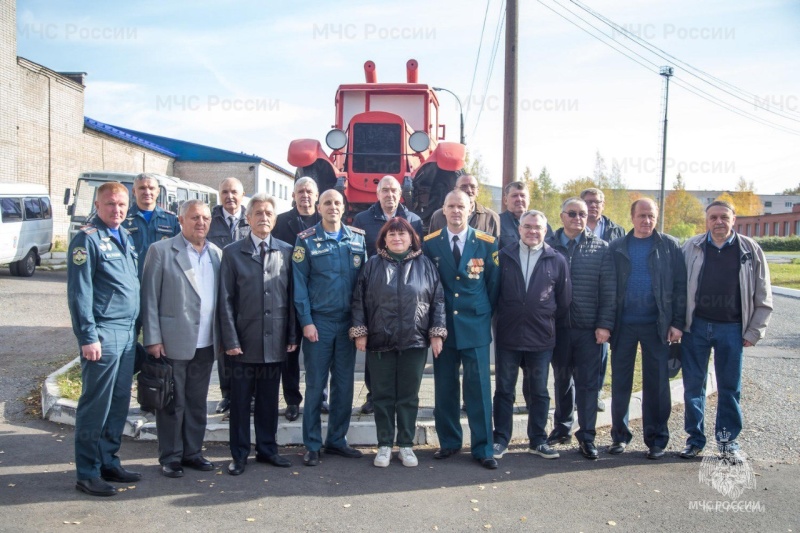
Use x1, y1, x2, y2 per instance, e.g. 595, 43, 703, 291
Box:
72, 247, 88, 266
292, 246, 306, 263
492, 250, 499, 266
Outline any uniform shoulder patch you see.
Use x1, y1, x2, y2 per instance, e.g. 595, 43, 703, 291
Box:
348, 225, 366, 236
424, 229, 442, 241
292, 246, 306, 263
475, 231, 496, 244
72, 247, 88, 265
80, 224, 97, 235
297, 227, 316, 239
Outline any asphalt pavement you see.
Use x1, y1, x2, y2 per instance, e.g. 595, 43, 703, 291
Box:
1, 268, 798, 532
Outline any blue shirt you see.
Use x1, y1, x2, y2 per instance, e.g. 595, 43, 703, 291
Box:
622, 234, 658, 324
140, 210, 154, 223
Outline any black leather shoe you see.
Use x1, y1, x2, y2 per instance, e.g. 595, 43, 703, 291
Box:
433, 447, 462, 459
256, 453, 292, 467
679, 444, 703, 459
321, 401, 330, 414
546, 434, 572, 446
324, 445, 363, 458
76, 478, 117, 497
161, 462, 184, 478
360, 400, 374, 414
608, 442, 627, 455
284, 404, 300, 421
303, 450, 320, 466
227, 460, 246, 476
479, 457, 498, 469
647, 446, 665, 460
100, 465, 142, 483
215, 397, 230, 414
579, 441, 599, 460
181, 457, 214, 471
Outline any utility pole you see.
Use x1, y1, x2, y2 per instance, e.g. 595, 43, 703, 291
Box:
658, 65, 674, 232
502, 0, 518, 192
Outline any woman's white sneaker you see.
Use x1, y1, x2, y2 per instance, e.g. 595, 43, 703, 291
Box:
374, 446, 392, 467
398, 447, 418, 467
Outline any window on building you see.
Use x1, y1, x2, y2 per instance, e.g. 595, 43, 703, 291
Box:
765, 201, 773, 207
265, 179, 270, 195
774, 222, 780, 236
753, 224, 759, 236
786, 202, 794, 208
746, 224, 751, 235
796, 220, 800, 236
785, 221, 791, 236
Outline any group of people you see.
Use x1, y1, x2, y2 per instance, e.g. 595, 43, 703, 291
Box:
66, 171, 773, 497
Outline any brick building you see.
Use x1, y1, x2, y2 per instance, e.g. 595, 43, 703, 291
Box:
735, 205, 800, 238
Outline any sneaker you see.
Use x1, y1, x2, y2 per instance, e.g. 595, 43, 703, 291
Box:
374, 446, 391, 468
492, 443, 508, 459
398, 447, 418, 467
529, 443, 560, 459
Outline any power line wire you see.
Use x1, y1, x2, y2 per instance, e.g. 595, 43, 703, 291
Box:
469, 0, 506, 139
465, 0, 493, 127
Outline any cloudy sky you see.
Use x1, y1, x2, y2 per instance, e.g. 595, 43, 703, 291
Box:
15, 0, 800, 193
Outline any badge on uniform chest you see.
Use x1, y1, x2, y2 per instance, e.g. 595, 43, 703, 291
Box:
467, 258, 484, 279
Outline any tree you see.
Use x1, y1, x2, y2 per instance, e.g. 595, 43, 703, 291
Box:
528, 167, 561, 225
463, 149, 494, 209
730, 177, 762, 216
561, 177, 596, 200
782, 182, 800, 195
715, 191, 736, 207
664, 173, 705, 236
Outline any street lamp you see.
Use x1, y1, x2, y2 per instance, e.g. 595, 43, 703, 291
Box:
432, 86, 465, 145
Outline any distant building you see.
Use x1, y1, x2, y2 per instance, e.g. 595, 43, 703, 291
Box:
632, 189, 800, 215
735, 205, 800, 238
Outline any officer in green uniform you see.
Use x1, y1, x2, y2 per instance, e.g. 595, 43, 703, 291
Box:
423, 190, 500, 469
67, 182, 141, 497
122, 173, 181, 280
293, 190, 367, 467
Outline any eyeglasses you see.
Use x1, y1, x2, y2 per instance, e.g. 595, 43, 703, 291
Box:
562, 211, 588, 219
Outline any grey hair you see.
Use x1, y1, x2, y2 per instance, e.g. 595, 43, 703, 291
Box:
294, 176, 318, 193
580, 188, 605, 202
377, 175, 401, 190
218, 177, 244, 194
179, 199, 209, 217
561, 197, 587, 211
134, 172, 158, 184
520, 209, 547, 226
246, 193, 276, 217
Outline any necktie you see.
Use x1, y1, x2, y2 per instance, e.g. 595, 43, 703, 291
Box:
452, 235, 461, 265
260, 241, 267, 261
229, 216, 236, 239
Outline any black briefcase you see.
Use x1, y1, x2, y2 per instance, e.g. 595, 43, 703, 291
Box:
667, 342, 682, 379
137, 354, 174, 412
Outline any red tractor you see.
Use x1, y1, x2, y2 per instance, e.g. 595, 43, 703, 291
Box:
287, 59, 466, 226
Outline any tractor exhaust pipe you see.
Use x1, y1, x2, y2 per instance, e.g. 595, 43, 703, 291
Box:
364, 60, 377, 83
406, 59, 418, 83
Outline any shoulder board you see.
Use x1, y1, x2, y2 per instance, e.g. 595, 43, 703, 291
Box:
348, 225, 365, 236
475, 231, 496, 244
80, 225, 98, 235
424, 229, 442, 241
297, 227, 316, 239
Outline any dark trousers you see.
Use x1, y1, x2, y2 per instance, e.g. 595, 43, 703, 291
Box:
74, 326, 135, 480
368, 348, 427, 447
433, 345, 493, 460
281, 341, 303, 406
610, 323, 671, 449
493, 349, 553, 447
550, 327, 602, 443
217, 351, 232, 398
364, 357, 372, 403
228, 360, 283, 462
156, 346, 215, 464
597, 342, 609, 391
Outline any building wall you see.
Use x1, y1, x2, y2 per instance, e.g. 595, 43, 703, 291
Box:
736, 206, 800, 238
258, 164, 294, 214
632, 189, 799, 215
173, 161, 256, 196
0, 0, 18, 181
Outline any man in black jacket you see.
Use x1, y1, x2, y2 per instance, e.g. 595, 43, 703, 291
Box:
207, 177, 251, 415
351, 175, 424, 414
272, 177, 321, 421
608, 198, 686, 460
492, 210, 571, 460
545, 198, 616, 460
581, 187, 625, 412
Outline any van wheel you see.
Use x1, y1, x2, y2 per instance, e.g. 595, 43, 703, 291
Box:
12, 249, 37, 277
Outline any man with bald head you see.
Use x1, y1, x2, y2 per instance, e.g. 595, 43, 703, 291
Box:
293, 189, 367, 467
352, 175, 424, 414
428, 174, 500, 237
608, 199, 686, 460
207, 177, 251, 414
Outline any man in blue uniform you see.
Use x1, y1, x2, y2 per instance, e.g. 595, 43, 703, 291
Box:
293, 189, 367, 467
423, 190, 500, 469
67, 181, 141, 497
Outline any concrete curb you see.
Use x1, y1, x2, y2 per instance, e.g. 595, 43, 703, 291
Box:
773, 286, 800, 299
41, 358, 718, 447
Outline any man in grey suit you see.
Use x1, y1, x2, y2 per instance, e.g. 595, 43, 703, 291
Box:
141, 200, 222, 478
219, 193, 299, 475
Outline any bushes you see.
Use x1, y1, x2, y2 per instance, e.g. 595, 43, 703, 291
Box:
754, 236, 800, 252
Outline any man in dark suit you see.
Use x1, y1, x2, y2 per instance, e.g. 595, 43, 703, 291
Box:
218, 193, 299, 475
423, 190, 500, 469
272, 177, 320, 421
141, 200, 222, 478
207, 177, 251, 414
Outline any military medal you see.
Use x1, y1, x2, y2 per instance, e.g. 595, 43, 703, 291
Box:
467, 258, 484, 279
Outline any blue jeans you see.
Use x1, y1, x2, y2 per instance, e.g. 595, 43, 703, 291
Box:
610, 323, 671, 449
493, 349, 552, 447
302, 317, 356, 451
550, 328, 602, 443
682, 317, 743, 450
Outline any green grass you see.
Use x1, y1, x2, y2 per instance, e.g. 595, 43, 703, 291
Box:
56, 363, 83, 401
602, 346, 682, 396
770, 260, 800, 289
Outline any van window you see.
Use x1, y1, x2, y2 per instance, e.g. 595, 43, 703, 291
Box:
177, 188, 188, 203
1, 197, 23, 222
40, 197, 52, 219
24, 198, 43, 220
